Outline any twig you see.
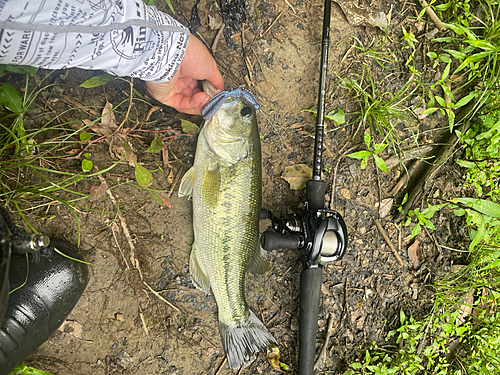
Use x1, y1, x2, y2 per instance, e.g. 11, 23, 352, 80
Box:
212, 23, 225, 51
144, 106, 161, 122
138, 306, 149, 336
252, 48, 268, 83
215, 358, 227, 375
251, 11, 284, 47
98, 173, 142, 277
111, 223, 131, 270
116, 78, 134, 132
284, 0, 296, 13
373, 218, 405, 267
168, 167, 184, 197
420, 0, 446, 30
143, 281, 181, 312
314, 313, 335, 370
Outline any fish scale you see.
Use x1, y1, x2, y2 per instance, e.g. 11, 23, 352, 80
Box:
179, 90, 276, 369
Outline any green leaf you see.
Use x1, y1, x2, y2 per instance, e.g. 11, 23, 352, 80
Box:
410, 223, 421, 238
442, 61, 451, 81
146, 136, 164, 153
9, 363, 55, 375
360, 157, 368, 169
400, 310, 407, 325
149, 190, 164, 206
456, 159, 476, 169
442, 22, 467, 35
181, 119, 199, 134
445, 108, 455, 131
301, 107, 317, 117
79, 131, 92, 142
434, 2, 451, 11
373, 154, 387, 172
325, 108, 345, 124
426, 51, 438, 59
0, 82, 24, 113
80, 74, 115, 88
81, 159, 93, 172
468, 50, 495, 62
421, 107, 439, 115
454, 198, 500, 218
3, 65, 39, 76
373, 143, 388, 154
443, 49, 467, 60
164, 0, 175, 14
435, 95, 446, 108
348, 150, 371, 159
465, 39, 496, 51
470, 214, 485, 251
454, 92, 476, 108
135, 161, 153, 188
364, 130, 372, 148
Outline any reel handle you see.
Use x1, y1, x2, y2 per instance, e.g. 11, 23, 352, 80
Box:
298, 266, 323, 375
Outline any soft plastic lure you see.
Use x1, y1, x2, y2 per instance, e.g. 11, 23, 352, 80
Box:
201, 87, 260, 120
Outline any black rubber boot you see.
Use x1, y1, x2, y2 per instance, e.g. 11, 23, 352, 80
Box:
0, 213, 11, 324
0, 241, 89, 375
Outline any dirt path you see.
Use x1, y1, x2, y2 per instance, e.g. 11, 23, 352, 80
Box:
4, 0, 466, 374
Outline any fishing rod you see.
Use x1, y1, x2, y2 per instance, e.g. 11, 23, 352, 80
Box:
260, 0, 348, 373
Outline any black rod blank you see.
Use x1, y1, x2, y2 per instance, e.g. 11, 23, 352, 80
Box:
312, 0, 332, 181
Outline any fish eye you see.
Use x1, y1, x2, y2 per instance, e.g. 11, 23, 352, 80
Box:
240, 106, 252, 117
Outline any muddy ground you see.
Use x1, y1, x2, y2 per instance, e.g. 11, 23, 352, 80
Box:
1, 0, 469, 374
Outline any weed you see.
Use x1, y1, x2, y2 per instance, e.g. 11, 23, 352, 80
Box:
8, 363, 54, 375
339, 67, 423, 168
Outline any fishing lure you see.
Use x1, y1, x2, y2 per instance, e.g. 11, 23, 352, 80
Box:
201, 87, 260, 120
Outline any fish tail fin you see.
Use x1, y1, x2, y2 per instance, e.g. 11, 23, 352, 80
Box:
219, 309, 277, 370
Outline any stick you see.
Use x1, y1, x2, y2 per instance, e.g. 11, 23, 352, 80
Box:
98, 174, 142, 278
251, 11, 284, 47
252, 48, 268, 83
116, 78, 134, 132
212, 23, 225, 51
314, 313, 335, 370
420, 0, 446, 31
143, 281, 181, 312
373, 218, 405, 267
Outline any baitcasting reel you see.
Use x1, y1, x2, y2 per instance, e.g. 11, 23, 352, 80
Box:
260, 191, 347, 267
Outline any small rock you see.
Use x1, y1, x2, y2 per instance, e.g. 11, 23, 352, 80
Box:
115, 312, 125, 322
116, 350, 133, 369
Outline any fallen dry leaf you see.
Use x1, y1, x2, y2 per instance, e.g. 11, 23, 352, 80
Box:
282, 164, 312, 190
407, 239, 423, 269
89, 181, 108, 202
378, 198, 394, 219
101, 101, 117, 128
456, 289, 475, 326
340, 188, 351, 200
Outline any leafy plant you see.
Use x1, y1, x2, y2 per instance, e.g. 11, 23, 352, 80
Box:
348, 129, 388, 172
339, 67, 422, 161
9, 363, 54, 375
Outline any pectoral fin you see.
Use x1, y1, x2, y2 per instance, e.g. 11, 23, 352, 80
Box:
189, 245, 211, 292
201, 163, 221, 209
178, 167, 195, 198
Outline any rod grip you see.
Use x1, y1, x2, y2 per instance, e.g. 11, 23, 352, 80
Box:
298, 266, 323, 375
260, 230, 300, 251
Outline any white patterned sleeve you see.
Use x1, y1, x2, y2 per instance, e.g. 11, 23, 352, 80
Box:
0, 0, 189, 82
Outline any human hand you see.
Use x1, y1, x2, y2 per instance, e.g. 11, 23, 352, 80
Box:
146, 35, 224, 115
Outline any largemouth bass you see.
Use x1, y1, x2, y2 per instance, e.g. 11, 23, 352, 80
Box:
179, 86, 276, 369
